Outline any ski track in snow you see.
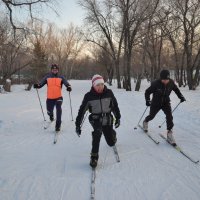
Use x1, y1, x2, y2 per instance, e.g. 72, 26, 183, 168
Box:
0, 81, 200, 200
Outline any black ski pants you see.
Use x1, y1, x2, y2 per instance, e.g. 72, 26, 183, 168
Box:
89, 116, 117, 155
145, 103, 174, 130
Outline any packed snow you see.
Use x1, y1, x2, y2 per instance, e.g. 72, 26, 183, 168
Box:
0, 80, 200, 200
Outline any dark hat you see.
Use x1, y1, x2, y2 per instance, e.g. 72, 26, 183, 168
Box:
51, 64, 59, 70
160, 70, 170, 80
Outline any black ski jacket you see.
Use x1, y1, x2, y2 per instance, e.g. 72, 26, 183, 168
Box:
76, 86, 121, 127
145, 79, 184, 107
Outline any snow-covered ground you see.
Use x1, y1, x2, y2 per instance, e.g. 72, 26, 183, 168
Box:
0, 80, 200, 200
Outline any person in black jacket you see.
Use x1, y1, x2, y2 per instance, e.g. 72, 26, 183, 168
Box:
143, 70, 186, 146
75, 74, 121, 168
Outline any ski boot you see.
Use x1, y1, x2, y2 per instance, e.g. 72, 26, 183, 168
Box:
50, 115, 54, 122
167, 130, 176, 146
90, 153, 99, 168
143, 120, 148, 133
55, 122, 61, 132
48, 111, 54, 122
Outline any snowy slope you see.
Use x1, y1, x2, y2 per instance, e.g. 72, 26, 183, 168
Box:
0, 81, 200, 200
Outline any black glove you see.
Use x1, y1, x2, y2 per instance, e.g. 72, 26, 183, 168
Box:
33, 84, 40, 89
115, 119, 120, 129
146, 100, 151, 107
76, 126, 81, 137
180, 96, 186, 103
67, 85, 72, 92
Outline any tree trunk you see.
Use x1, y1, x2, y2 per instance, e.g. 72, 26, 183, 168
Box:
193, 68, 200, 89
176, 69, 180, 85
123, 21, 128, 90
114, 60, 121, 89
179, 67, 184, 87
135, 74, 142, 91
186, 68, 193, 90
25, 83, 33, 91
126, 52, 132, 91
107, 65, 114, 86
183, 69, 187, 87
3, 79, 11, 92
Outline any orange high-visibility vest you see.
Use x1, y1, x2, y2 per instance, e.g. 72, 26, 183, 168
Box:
47, 77, 62, 99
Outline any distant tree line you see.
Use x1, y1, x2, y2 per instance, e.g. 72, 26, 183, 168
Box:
1, 0, 200, 92
79, 0, 200, 91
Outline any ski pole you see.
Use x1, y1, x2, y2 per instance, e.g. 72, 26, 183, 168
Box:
36, 89, 46, 121
134, 106, 148, 130
68, 92, 74, 121
158, 102, 181, 128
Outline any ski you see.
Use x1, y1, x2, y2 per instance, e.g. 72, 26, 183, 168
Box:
90, 146, 119, 199
53, 131, 59, 144
159, 134, 199, 164
137, 125, 160, 145
44, 121, 53, 130
113, 145, 120, 162
91, 167, 96, 200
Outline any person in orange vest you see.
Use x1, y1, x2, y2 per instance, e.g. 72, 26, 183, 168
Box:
34, 64, 72, 131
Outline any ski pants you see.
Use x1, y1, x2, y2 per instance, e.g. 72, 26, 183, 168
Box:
46, 97, 63, 126
89, 115, 117, 155
145, 103, 174, 130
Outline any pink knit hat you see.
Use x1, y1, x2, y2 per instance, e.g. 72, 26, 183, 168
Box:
92, 74, 104, 87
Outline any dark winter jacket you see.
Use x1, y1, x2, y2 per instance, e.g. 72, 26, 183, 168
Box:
76, 86, 121, 127
145, 79, 184, 107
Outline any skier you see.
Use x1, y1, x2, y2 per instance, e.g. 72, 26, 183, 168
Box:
33, 64, 72, 131
75, 74, 121, 168
143, 69, 186, 146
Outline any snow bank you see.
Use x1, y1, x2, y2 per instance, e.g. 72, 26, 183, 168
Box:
0, 80, 200, 200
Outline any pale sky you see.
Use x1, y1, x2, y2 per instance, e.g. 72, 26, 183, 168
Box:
0, 0, 85, 28
43, 0, 85, 27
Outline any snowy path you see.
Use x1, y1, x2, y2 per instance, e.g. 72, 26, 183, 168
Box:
0, 81, 200, 200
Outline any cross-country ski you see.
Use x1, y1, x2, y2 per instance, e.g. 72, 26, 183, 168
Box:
159, 134, 199, 164
44, 121, 53, 130
90, 167, 96, 200
53, 131, 59, 144
137, 124, 160, 145
90, 145, 120, 200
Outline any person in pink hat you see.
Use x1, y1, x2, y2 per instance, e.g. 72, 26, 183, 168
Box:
75, 74, 121, 168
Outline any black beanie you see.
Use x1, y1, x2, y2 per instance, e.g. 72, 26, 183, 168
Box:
51, 64, 59, 70
160, 70, 170, 80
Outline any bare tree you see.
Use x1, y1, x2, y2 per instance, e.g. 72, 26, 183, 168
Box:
95, 41, 114, 85
1, 0, 56, 32
114, 0, 160, 91
142, 19, 164, 81
156, 8, 185, 86
168, 0, 200, 90
79, 0, 125, 88
0, 17, 31, 89
58, 24, 85, 79
27, 22, 85, 80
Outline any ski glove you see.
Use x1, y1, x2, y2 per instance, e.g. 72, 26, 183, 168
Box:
115, 119, 120, 129
180, 96, 186, 103
146, 100, 151, 107
67, 85, 72, 92
76, 126, 81, 137
33, 84, 40, 89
